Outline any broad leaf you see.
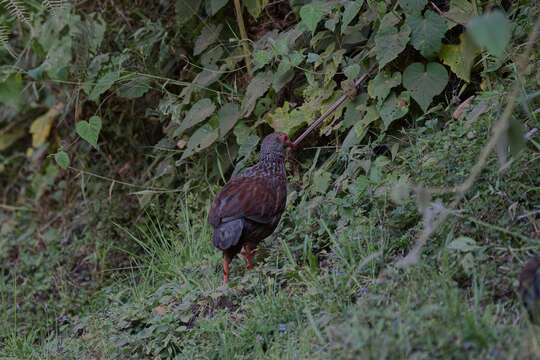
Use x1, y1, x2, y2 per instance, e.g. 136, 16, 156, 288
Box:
89, 70, 119, 101
205, 0, 228, 16
117, 76, 151, 99
403, 62, 448, 112
180, 124, 219, 160
30, 106, 62, 148
439, 34, 479, 82
177, 98, 216, 135
253, 49, 273, 70
0, 72, 22, 109
344, 64, 360, 80
375, 17, 410, 69
218, 103, 241, 138
176, 0, 202, 25
445, 0, 474, 29
341, 0, 364, 33
241, 71, 272, 117
467, 10, 511, 59
399, 0, 427, 14
76, 116, 102, 148
194, 24, 223, 56
367, 71, 401, 102
447, 236, 478, 252
378, 91, 410, 129
406, 10, 447, 57
300, 2, 326, 33
244, 0, 269, 19
54, 151, 70, 169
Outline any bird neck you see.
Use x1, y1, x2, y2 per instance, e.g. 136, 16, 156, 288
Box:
259, 151, 286, 176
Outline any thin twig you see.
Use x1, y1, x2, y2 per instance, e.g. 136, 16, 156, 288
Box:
429, 1, 465, 26
292, 65, 377, 147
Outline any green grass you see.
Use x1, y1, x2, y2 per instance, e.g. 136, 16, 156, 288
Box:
3, 106, 538, 359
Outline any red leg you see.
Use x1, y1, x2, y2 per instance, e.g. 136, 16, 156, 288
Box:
244, 244, 255, 270
223, 253, 231, 284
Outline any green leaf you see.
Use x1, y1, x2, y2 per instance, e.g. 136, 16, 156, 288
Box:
89, 71, 119, 102
194, 24, 223, 56
272, 61, 294, 92
467, 10, 511, 59
439, 34, 479, 82
447, 236, 478, 252
378, 91, 410, 129
201, 46, 224, 66
76, 116, 102, 148
375, 17, 410, 69
341, 0, 364, 33
205, 0, 228, 16
241, 71, 272, 117
117, 76, 151, 99
367, 71, 401, 102
0, 72, 22, 110
445, 0, 474, 29
54, 151, 70, 169
406, 10, 447, 57
403, 62, 448, 112
312, 170, 332, 194
253, 49, 273, 70
399, 0, 427, 14
300, 3, 326, 33
344, 64, 360, 80
180, 124, 219, 160
177, 98, 216, 135
176, 0, 202, 24
218, 103, 241, 138
244, 0, 269, 19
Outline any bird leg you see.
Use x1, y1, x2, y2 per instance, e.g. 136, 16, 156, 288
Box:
243, 244, 255, 270
223, 253, 231, 284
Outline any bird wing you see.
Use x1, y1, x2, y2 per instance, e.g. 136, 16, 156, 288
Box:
208, 176, 285, 227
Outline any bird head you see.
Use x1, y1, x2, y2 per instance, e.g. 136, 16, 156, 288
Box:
260, 132, 294, 158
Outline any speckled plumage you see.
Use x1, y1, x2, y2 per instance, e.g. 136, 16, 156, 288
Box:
519, 255, 540, 325
209, 132, 291, 283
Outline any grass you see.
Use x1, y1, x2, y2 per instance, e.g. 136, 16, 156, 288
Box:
2, 103, 538, 358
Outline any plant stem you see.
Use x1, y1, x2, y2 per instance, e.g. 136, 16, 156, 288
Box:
233, 0, 252, 75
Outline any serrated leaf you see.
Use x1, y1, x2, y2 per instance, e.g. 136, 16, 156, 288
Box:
367, 71, 401, 102
218, 103, 241, 138
375, 19, 410, 69
378, 91, 410, 129
117, 76, 151, 99
177, 98, 216, 135
299, 3, 326, 33
76, 116, 102, 148
244, 0, 269, 19
176, 0, 201, 25
241, 71, 272, 117
439, 34, 479, 82
344, 63, 360, 80
89, 70, 119, 101
54, 151, 70, 169
445, 0, 474, 29
194, 24, 223, 56
406, 10, 447, 57
30, 105, 63, 148
403, 62, 448, 112
467, 10, 511, 59
181, 124, 218, 160
205, 0, 228, 16
399, 0, 427, 14
447, 236, 478, 252
341, 0, 364, 33
253, 49, 273, 70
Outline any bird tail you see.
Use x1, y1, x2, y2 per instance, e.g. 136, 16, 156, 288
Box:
213, 219, 243, 250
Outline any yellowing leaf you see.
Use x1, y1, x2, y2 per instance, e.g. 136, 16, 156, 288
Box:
439, 34, 479, 82
30, 104, 64, 148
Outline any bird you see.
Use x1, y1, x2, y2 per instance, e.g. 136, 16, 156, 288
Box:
518, 255, 540, 325
209, 132, 293, 284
